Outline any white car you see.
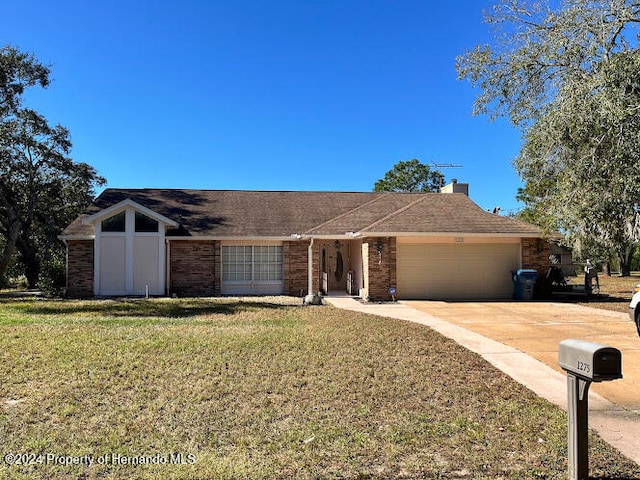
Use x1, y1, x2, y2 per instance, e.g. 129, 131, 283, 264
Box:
628, 285, 640, 337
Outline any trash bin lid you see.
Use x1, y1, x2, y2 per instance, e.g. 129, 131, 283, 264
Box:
516, 269, 537, 275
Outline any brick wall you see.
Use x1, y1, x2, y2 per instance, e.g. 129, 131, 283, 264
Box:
66, 240, 94, 297
364, 237, 396, 301
522, 237, 552, 298
284, 241, 307, 296
521, 238, 551, 273
169, 241, 218, 296
310, 242, 320, 295
283, 240, 319, 297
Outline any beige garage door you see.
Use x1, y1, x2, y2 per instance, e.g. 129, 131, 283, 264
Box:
397, 243, 520, 300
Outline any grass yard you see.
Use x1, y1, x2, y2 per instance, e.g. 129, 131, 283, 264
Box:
0, 297, 639, 479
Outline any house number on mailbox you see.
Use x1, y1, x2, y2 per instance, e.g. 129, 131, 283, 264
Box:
577, 361, 591, 374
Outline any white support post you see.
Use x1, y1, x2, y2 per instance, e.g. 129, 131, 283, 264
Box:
308, 237, 314, 295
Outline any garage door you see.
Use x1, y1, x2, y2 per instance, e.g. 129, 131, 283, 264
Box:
397, 243, 520, 300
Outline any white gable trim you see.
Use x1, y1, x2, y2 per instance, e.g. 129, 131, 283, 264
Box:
82, 199, 179, 228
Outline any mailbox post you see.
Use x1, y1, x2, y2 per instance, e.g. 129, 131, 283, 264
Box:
558, 339, 622, 480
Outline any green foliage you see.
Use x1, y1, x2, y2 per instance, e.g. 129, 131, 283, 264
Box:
0, 45, 105, 287
374, 159, 445, 192
514, 184, 557, 231
458, 1, 640, 275
0, 45, 50, 115
630, 244, 640, 272
39, 255, 67, 297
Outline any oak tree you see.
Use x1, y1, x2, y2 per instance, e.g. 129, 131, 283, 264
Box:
457, 0, 640, 274
374, 159, 445, 193
0, 45, 104, 288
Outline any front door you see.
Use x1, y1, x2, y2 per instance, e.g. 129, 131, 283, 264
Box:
322, 241, 347, 293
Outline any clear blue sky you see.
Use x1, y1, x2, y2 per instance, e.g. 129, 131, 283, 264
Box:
2, 0, 526, 213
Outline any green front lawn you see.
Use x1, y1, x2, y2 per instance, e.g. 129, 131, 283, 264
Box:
0, 298, 638, 479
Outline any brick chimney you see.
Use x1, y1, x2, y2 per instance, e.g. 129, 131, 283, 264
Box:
440, 179, 469, 196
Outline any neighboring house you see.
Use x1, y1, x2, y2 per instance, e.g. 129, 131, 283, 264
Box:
61, 185, 550, 301
549, 240, 577, 277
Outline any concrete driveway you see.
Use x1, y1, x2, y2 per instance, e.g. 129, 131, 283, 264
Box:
404, 300, 640, 411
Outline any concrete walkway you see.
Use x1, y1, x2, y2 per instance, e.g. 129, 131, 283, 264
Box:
325, 297, 640, 466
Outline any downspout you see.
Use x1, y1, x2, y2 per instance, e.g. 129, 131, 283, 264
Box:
61, 237, 68, 294
165, 238, 171, 296
308, 236, 314, 296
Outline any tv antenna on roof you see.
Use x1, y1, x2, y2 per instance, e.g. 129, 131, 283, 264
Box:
429, 161, 463, 169
428, 161, 463, 189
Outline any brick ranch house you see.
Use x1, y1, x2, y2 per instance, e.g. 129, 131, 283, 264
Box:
60, 185, 550, 301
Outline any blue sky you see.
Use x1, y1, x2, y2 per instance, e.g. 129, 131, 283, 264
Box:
2, 0, 525, 213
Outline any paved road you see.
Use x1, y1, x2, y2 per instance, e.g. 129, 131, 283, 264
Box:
325, 297, 640, 466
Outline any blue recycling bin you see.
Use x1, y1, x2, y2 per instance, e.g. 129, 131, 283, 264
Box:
512, 269, 538, 301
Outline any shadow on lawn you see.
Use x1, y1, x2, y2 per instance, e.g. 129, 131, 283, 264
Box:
550, 293, 625, 304
9, 298, 302, 318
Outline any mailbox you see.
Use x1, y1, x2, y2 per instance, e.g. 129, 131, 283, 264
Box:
558, 339, 622, 382
558, 339, 623, 480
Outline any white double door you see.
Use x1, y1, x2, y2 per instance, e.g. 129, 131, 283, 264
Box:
98, 235, 162, 296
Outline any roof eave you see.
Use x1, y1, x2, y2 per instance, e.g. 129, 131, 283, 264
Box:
58, 234, 95, 241
360, 231, 544, 238
165, 231, 544, 240
166, 235, 309, 242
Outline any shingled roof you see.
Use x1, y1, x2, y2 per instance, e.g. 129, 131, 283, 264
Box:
62, 188, 542, 238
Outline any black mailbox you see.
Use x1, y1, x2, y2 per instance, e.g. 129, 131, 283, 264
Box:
558, 339, 622, 382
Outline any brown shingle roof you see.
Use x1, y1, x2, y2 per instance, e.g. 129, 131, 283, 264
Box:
62, 189, 542, 238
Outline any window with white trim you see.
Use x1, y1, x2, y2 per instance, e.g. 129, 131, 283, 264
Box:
101, 211, 126, 232
222, 245, 283, 283
135, 211, 159, 232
